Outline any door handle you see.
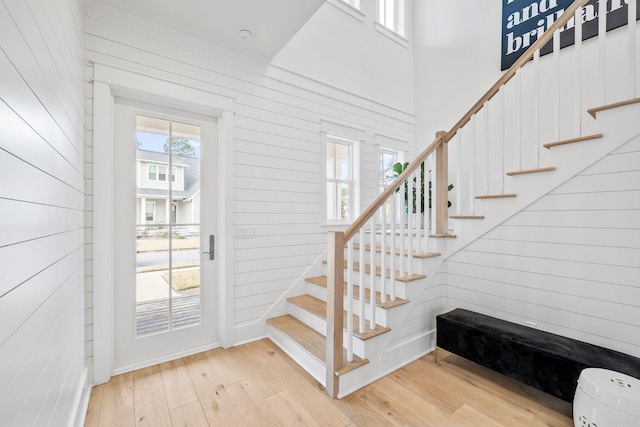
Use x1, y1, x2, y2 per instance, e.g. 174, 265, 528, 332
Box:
202, 235, 214, 260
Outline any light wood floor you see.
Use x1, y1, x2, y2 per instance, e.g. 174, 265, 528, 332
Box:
85, 339, 573, 426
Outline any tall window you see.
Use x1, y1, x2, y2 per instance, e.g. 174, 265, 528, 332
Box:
326, 137, 354, 221
341, 0, 360, 9
378, 0, 406, 36
380, 148, 399, 192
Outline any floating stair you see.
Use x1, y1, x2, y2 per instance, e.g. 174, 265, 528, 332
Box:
506, 166, 556, 176
543, 133, 603, 149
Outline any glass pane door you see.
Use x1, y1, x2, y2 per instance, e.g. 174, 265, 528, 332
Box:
135, 115, 202, 336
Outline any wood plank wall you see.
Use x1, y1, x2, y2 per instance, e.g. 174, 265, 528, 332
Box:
446, 136, 640, 358
84, 3, 414, 342
0, 0, 88, 424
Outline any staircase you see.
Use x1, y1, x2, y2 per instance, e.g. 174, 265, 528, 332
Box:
267, 239, 443, 395
265, 0, 640, 398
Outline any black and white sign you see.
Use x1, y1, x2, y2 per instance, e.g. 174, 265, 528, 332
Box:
501, 0, 640, 70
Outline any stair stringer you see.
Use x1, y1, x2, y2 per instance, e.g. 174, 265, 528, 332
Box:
447, 102, 640, 261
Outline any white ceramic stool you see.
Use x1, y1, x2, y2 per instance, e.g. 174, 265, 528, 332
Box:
573, 368, 640, 426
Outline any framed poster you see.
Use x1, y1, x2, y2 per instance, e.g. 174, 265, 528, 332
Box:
501, 0, 640, 70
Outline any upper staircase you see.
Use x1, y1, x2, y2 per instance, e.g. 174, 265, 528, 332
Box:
266, 0, 640, 398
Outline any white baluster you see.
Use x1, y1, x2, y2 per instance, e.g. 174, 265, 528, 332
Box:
369, 217, 376, 330
598, 0, 607, 105
573, 6, 582, 137
553, 29, 561, 141
346, 239, 353, 362
399, 180, 406, 278
390, 193, 396, 301
380, 203, 387, 304
358, 230, 365, 334
407, 170, 414, 276
629, 0, 637, 97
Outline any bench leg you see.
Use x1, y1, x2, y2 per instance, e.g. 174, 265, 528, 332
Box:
435, 346, 439, 363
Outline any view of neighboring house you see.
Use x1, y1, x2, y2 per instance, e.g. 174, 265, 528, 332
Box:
136, 150, 200, 227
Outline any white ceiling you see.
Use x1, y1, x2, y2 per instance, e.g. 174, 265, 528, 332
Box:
93, 0, 326, 60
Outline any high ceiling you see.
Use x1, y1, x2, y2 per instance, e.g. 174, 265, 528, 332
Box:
92, 0, 326, 60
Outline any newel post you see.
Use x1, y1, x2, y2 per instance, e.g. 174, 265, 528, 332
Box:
326, 231, 344, 398
435, 131, 449, 235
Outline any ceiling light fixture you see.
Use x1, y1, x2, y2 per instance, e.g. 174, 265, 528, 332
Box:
238, 28, 253, 41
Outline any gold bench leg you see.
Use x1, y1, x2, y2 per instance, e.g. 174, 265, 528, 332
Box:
435, 346, 439, 363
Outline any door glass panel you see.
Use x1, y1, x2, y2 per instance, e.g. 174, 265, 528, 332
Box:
135, 115, 202, 337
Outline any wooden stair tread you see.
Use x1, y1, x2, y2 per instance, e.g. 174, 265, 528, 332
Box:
475, 194, 517, 199
344, 261, 427, 282
449, 215, 485, 219
429, 233, 457, 238
287, 295, 391, 340
543, 133, 603, 149
506, 166, 556, 176
587, 97, 640, 118
351, 243, 440, 259
267, 315, 369, 375
306, 275, 409, 309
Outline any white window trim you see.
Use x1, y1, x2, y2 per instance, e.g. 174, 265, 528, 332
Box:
376, 0, 409, 46
146, 163, 178, 182
327, 0, 365, 22
322, 133, 361, 226
145, 201, 156, 222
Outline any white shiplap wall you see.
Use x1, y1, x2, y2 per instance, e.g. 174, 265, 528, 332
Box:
0, 0, 87, 424
85, 2, 414, 341
446, 136, 640, 358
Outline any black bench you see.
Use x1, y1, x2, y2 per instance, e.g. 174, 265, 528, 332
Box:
436, 308, 640, 402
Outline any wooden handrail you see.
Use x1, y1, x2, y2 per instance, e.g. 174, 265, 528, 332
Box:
344, 135, 444, 241
443, 0, 590, 143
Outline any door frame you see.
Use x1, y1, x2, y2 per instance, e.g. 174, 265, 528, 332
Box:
92, 63, 235, 385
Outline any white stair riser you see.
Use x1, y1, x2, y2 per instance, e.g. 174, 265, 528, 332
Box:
267, 324, 326, 386
287, 301, 392, 359
305, 282, 390, 326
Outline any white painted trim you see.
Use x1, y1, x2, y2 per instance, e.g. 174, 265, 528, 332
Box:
91, 63, 235, 383
92, 80, 115, 385
112, 342, 221, 376
218, 110, 235, 348
327, 0, 366, 22
374, 22, 409, 48
72, 370, 91, 427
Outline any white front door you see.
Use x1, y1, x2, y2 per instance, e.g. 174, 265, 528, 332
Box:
113, 98, 218, 372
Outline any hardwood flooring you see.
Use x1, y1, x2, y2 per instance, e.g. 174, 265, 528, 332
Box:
85, 340, 573, 426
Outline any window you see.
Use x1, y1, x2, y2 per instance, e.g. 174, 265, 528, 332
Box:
326, 137, 355, 221
380, 148, 399, 192
148, 164, 157, 181
147, 164, 177, 182
145, 201, 156, 221
341, 0, 360, 9
378, 0, 406, 37
158, 165, 167, 181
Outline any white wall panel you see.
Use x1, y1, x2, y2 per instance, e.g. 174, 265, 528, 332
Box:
0, 0, 87, 424
444, 138, 640, 357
